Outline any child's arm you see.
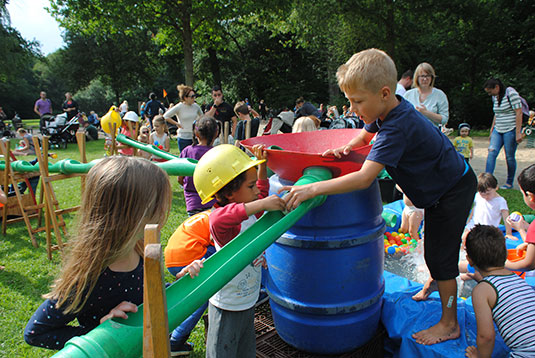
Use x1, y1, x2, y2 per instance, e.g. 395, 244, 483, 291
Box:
252, 144, 268, 180
505, 242, 535, 271
149, 133, 155, 145
502, 209, 514, 239
175, 259, 204, 279
281, 159, 384, 211
244, 195, 285, 217
163, 136, 170, 152
178, 176, 185, 186
506, 216, 529, 241
24, 299, 92, 349
465, 282, 496, 358
470, 140, 474, 159
322, 128, 375, 158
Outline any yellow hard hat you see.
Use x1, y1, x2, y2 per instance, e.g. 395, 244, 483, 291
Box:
194, 144, 265, 204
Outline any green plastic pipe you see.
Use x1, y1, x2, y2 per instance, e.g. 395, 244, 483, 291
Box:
381, 210, 398, 227
0, 158, 197, 177
51, 166, 332, 358
115, 134, 179, 161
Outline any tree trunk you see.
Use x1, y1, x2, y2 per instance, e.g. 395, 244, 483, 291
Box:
207, 47, 221, 88
180, 0, 194, 86
385, 0, 395, 58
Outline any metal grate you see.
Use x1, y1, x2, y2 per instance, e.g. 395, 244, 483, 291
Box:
255, 302, 385, 358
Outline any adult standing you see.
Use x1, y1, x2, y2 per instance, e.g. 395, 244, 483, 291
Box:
396, 70, 413, 96
163, 84, 202, 152
62, 92, 79, 120
258, 99, 267, 120
483, 78, 523, 189
295, 97, 321, 118
404, 63, 449, 128
35, 91, 53, 130
119, 100, 129, 115
205, 85, 237, 138
145, 93, 166, 130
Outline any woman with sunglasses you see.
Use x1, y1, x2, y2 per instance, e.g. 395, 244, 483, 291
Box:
404, 62, 449, 129
163, 84, 203, 152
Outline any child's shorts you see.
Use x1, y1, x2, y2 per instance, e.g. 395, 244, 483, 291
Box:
424, 167, 477, 281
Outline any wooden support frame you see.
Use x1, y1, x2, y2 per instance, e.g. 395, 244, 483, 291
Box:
32, 134, 86, 259
0, 139, 45, 247
143, 224, 171, 358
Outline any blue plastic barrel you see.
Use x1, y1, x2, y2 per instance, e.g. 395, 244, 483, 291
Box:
267, 174, 385, 355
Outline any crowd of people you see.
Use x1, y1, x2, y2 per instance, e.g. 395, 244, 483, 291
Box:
20, 48, 535, 358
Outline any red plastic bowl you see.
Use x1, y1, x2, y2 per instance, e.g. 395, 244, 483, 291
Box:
240, 129, 372, 182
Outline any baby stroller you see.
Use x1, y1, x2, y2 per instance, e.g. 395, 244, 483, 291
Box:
40, 112, 81, 148
0, 112, 23, 138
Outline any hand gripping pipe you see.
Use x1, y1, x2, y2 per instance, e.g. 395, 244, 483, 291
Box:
51, 167, 332, 358
115, 134, 179, 161
0, 158, 197, 177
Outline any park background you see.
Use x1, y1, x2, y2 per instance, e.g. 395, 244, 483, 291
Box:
1, 0, 535, 357
1, 0, 534, 129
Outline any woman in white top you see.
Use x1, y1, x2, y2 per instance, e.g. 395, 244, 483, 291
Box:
404, 62, 449, 128
163, 84, 203, 152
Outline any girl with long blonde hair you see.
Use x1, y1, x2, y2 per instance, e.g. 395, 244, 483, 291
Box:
24, 156, 202, 351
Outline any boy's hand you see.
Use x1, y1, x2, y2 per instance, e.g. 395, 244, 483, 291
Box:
252, 144, 268, 161
279, 183, 317, 211
176, 259, 205, 279
516, 242, 528, 256
259, 194, 286, 212
506, 216, 527, 232
322, 145, 352, 158
465, 345, 478, 358
100, 301, 138, 324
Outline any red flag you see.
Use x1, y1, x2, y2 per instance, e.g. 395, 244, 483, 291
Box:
163, 89, 168, 98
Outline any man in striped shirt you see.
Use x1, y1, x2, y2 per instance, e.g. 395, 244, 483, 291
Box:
465, 225, 535, 358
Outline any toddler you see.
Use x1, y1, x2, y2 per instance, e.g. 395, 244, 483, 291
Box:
462, 173, 513, 243
505, 164, 535, 271
117, 111, 139, 156
465, 224, 535, 358
292, 116, 318, 133
452, 123, 473, 163
193, 144, 285, 357
150, 115, 170, 161
136, 125, 151, 160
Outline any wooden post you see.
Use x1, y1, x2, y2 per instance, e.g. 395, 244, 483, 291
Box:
143, 224, 171, 358
76, 131, 87, 192
223, 121, 229, 144
245, 119, 251, 139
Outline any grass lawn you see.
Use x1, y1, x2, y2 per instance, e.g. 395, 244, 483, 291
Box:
1, 135, 533, 357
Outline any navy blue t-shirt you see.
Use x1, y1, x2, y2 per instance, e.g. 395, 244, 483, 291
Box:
365, 97, 465, 208
24, 257, 144, 349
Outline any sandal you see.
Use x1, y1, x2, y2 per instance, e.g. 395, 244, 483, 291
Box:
500, 184, 513, 189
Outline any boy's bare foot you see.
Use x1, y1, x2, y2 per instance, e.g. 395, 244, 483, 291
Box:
412, 279, 438, 301
412, 321, 460, 345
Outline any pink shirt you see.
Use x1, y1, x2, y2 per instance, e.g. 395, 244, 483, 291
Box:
210, 179, 269, 247
118, 127, 134, 156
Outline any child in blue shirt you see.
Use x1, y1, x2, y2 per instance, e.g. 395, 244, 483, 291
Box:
281, 49, 477, 345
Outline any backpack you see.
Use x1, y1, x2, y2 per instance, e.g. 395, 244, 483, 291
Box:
505, 87, 530, 124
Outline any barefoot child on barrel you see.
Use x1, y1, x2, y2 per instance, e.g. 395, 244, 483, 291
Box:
281, 48, 477, 345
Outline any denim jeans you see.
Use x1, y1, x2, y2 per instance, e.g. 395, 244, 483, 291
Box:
168, 245, 216, 346
485, 128, 518, 186
177, 137, 193, 152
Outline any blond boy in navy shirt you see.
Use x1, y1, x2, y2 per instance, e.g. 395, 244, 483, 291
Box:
281, 49, 477, 345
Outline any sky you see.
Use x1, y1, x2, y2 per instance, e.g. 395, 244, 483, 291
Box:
6, 0, 65, 55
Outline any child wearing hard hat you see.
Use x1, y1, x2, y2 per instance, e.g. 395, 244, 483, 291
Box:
193, 144, 285, 357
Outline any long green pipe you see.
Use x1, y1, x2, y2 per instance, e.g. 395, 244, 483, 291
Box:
0, 158, 197, 177
51, 167, 332, 358
116, 133, 180, 161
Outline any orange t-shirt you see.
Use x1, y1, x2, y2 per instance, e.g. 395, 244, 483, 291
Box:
164, 210, 213, 268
